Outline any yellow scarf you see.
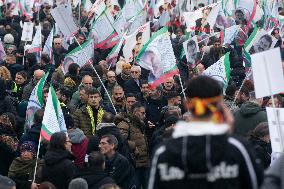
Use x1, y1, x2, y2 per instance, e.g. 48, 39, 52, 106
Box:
86, 105, 104, 135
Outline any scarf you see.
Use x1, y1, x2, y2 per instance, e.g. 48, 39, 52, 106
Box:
8, 157, 36, 179
86, 105, 104, 135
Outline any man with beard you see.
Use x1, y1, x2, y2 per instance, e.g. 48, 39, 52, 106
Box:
202, 38, 226, 69
105, 85, 127, 115
100, 71, 118, 106
53, 37, 67, 67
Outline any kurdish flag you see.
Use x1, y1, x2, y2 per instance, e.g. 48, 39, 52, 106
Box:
27, 26, 42, 53
25, 72, 49, 130
41, 85, 66, 141
203, 52, 231, 88
136, 27, 179, 89
62, 39, 94, 74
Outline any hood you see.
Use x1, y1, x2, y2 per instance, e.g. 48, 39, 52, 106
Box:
44, 149, 74, 166
240, 102, 262, 116
80, 168, 109, 186
69, 128, 86, 144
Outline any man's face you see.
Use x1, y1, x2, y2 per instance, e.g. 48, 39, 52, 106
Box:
134, 107, 146, 121
172, 97, 181, 106
255, 37, 271, 52
21, 151, 33, 161
5, 56, 16, 65
53, 38, 62, 49
15, 74, 26, 85
235, 12, 244, 22
79, 89, 88, 103
164, 78, 174, 90
82, 77, 93, 88
113, 88, 124, 102
107, 72, 116, 84
99, 137, 114, 155
267, 98, 281, 108
88, 93, 101, 108
141, 84, 150, 96
131, 69, 141, 80
123, 67, 131, 75
77, 36, 85, 44
214, 42, 221, 50
43, 92, 48, 103
126, 97, 136, 110
187, 43, 196, 55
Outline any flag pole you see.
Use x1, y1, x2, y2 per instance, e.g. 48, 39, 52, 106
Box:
178, 74, 186, 101
32, 135, 42, 184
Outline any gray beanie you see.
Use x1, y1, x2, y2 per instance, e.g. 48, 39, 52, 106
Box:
0, 175, 16, 189
4, 34, 14, 44
68, 178, 88, 189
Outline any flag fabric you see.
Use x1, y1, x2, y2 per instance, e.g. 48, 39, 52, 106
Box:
27, 26, 42, 53
106, 35, 124, 65
244, 26, 259, 52
25, 72, 49, 130
63, 39, 94, 74
203, 52, 231, 88
0, 39, 6, 61
41, 85, 66, 141
243, 48, 252, 67
43, 27, 54, 64
221, 25, 240, 45
136, 27, 179, 89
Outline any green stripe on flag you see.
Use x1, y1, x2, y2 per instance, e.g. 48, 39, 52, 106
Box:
67, 39, 93, 55
51, 86, 59, 120
244, 26, 258, 50
37, 73, 48, 106
224, 52, 231, 84
41, 124, 53, 136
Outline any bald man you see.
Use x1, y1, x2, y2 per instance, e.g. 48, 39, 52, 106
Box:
53, 37, 67, 67
22, 69, 45, 101
99, 70, 117, 106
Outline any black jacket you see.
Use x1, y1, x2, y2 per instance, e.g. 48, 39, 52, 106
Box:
42, 149, 76, 189
148, 121, 263, 189
77, 168, 115, 189
105, 152, 134, 189
123, 79, 142, 100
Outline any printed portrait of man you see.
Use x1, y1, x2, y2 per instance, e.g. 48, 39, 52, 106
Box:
251, 34, 273, 53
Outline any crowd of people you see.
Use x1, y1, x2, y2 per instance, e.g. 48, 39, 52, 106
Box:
0, 0, 284, 189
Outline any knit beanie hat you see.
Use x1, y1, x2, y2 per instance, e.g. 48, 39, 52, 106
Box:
3, 33, 14, 44
20, 141, 37, 157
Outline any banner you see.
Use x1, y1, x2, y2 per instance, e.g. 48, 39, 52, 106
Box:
136, 27, 179, 88
63, 39, 94, 74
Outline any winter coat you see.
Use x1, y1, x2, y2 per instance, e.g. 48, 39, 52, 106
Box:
0, 96, 17, 116
8, 158, 43, 189
76, 168, 115, 189
22, 80, 36, 101
73, 104, 105, 138
0, 135, 17, 176
105, 152, 134, 189
148, 121, 263, 189
51, 67, 65, 86
116, 73, 131, 88
42, 149, 76, 189
116, 113, 149, 168
261, 154, 284, 189
69, 128, 89, 168
249, 137, 271, 169
234, 102, 267, 136
99, 81, 117, 106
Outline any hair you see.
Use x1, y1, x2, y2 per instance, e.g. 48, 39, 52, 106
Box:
68, 63, 80, 76
0, 175, 16, 189
271, 28, 280, 36
140, 80, 149, 86
131, 102, 144, 112
38, 182, 56, 189
0, 66, 11, 80
125, 93, 137, 99
166, 91, 179, 100
239, 86, 250, 98
187, 40, 196, 49
99, 184, 121, 189
101, 134, 118, 149
79, 85, 88, 92
16, 70, 28, 80
101, 112, 115, 123
34, 109, 44, 125
112, 85, 124, 93
41, 54, 50, 64
68, 178, 88, 189
86, 87, 101, 96
259, 34, 273, 48
235, 9, 244, 15
88, 151, 105, 169
49, 132, 68, 151
131, 65, 141, 72
59, 86, 73, 100
249, 122, 269, 140
136, 32, 143, 41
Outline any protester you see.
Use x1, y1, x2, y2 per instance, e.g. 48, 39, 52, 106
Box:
68, 178, 88, 189
0, 175, 16, 189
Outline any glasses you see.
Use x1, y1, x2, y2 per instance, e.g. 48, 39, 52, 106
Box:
54, 43, 61, 45
131, 71, 139, 74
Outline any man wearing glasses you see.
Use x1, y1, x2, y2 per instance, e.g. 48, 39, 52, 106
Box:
124, 66, 143, 101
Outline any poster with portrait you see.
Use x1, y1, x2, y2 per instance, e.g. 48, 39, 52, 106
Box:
123, 22, 150, 63
183, 36, 200, 66
249, 29, 278, 54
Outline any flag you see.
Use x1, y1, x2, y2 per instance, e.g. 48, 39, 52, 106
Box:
221, 25, 240, 45
106, 35, 124, 65
41, 85, 66, 141
0, 39, 6, 61
25, 72, 49, 130
136, 27, 179, 89
43, 27, 54, 64
203, 52, 231, 88
244, 26, 260, 52
18, 0, 33, 19
63, 39, 94, 74
27, 26, 42, 53
243, 48, 252, 67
